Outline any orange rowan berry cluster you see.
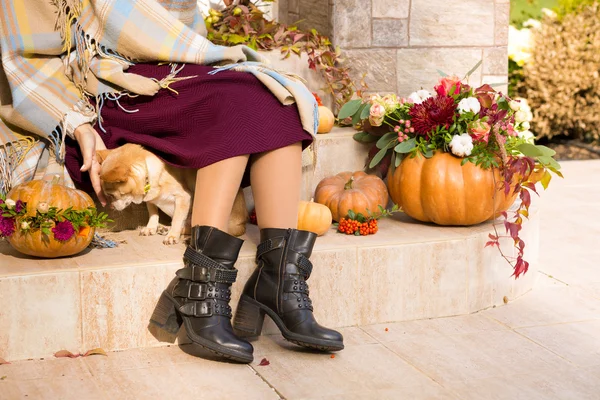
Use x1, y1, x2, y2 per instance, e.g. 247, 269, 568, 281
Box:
337, 217, 378, 236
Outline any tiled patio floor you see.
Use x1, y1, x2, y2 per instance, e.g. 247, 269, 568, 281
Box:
1, 160, 598, 400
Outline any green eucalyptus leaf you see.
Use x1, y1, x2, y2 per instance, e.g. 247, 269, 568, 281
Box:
394, 138, 416, 153
353, 131, 378, 143
338, 99, 362, 120
360, 103, 372, 120
436, 69, 448, 77
395, 153, 402, 167
352, 103, 367, 126
465, 60, 483, 79
376, 132, 397, 149
369, 145, 391, 169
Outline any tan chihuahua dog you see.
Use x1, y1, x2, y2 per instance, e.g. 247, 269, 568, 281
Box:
97, 144, 248, 244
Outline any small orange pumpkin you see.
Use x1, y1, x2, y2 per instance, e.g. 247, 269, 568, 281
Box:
7, 178, 96, 258
297, 199, 333, 236
387, 152, 518, 226
317, 106, 335, 134
315, 171, 389, 222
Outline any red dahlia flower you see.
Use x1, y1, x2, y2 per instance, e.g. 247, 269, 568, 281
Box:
52, 220, 75, 241
409, 96, 457, 138
0, 216, 15, 237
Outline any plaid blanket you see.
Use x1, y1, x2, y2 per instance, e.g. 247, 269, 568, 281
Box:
0, 0, 317, 195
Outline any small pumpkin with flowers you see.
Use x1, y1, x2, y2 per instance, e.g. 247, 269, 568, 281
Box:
0, 176, 110, 258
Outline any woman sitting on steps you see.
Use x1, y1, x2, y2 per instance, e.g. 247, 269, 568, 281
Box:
0, 0, 343, 364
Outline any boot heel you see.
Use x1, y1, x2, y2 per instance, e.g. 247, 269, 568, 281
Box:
234, 295, 265, 336
149, 292, 183, 335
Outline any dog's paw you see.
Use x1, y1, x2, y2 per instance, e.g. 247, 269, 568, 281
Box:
156, 225, 170, 236
163, 235, 179, 245
140, 226, 157, 236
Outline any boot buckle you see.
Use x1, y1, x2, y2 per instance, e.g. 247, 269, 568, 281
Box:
190, 265, 213, 282
187, 283, 208, 300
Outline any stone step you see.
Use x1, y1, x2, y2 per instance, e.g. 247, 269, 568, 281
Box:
0, 210, 540, 361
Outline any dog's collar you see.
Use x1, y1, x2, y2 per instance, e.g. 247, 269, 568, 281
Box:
144, 169, 151, 195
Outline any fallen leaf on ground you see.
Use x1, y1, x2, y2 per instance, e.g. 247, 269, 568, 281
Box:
82, 348, 107, 357
54, 350, 79, 358
503, 296, 509, 304
0, 357, 10, 365
385, 328, 389, 332
258, 358, 270, 366
0, 376, 6, 380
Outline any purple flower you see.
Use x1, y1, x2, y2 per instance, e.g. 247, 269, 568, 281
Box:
52, 220, 75, 242
0, 216, 15, 237
15, 200, 24, 213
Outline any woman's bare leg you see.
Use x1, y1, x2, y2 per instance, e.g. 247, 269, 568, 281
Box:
250, 142, 302, 229
191, 155, 250, 231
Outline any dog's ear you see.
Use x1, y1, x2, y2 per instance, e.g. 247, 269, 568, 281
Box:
96, 149, 112, 165
100, 163, 129, 183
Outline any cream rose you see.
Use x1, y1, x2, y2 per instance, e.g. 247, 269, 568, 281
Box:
4, 199, 15, 209
369, 103, 386, 127
37, 202, 50, 214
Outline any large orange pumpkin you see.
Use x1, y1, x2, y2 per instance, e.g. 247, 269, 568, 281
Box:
387, 152, 518, 226
297, 199, 333, 236
7, 178, 96, 258
315, 171, 389, 222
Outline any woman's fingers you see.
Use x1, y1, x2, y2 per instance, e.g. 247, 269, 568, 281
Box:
90, 155, 107, 206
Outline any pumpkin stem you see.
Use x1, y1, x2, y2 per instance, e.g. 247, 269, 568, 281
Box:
344, 177, 354, 190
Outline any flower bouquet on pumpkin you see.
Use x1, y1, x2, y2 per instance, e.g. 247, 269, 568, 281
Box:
338, 63, 562, 278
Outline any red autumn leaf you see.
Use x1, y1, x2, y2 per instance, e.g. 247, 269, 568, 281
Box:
82, 348, 107, 357
0, 357, 10, 365
258, 358, 270, 366
54, 350, 79, 358
488, 233, 498, 241
520, 190, 531, 208
512, 258, 529, 279
485, 241, 498, 248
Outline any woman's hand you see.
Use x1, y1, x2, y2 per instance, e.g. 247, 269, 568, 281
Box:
74, 124, 108, 206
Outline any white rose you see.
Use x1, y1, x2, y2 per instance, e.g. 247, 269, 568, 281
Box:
449, 134, 474, 157
4, 199, 15, 209
457, 97, 481, 114
521, 121, 531, 131
509, 100, 522, 111
37, 202, 50, 214
21, 221, 30, 230
408, 90, 432, 105
518, 130, 536, 144
515, 110, 531, 123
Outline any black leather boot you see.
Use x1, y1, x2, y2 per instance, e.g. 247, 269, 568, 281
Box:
234, 228, 344, 352
149, 225, 253, 363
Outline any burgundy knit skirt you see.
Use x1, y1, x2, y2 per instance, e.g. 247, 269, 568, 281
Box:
65, 63, 313, 192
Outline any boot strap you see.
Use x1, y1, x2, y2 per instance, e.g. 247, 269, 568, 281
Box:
173, 280, 232, 301
179, 247, 237, 283
256, 238, 313, 279
256, 237, 286, 260
283, 279, 310, 295
178, 300, 232, 318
